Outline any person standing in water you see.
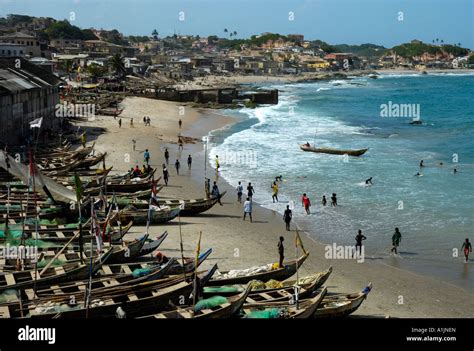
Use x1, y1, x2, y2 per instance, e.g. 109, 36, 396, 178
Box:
236, 181, 243, 203
283, 205, 292, 231
278, 236, 285, 268
461, 238, 472, 263
322, 195, 327, 206
215, 155, 220, 171
187, 155, 192, 170
271, 181, 279, 203
174, 159, 180, 175
164, 148, 169, 165
419, 160, 424, 168
301, 193, 311, 214
331, 193, 338, 207
243, 197, 253, 222
247, 182, 255, 201
162, 164, 169, 185
391, 228, 402, 255
354, 230, 367, 257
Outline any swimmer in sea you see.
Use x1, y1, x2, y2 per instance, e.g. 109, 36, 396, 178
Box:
415, 172, 422, 177
461, 238, 472, 263
365, 177, 373, 185
419, 160, 424, 168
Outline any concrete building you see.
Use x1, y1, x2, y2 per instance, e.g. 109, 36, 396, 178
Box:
0, 43, 26, 57
0, 32, 49, 58
0, 58, 63, 146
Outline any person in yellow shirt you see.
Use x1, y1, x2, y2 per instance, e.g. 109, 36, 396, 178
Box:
81, 133, 86, 148
271, 181, 279, 203
215, 155, 220, 171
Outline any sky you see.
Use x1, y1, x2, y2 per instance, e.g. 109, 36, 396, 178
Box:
0, 0, 473, 48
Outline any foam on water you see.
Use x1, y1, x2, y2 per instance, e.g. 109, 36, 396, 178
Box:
209, 74, 474, 290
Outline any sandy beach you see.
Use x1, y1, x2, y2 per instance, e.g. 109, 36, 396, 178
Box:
76, 96, 474, 318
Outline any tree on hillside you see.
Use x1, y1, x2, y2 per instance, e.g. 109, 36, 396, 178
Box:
110, 53, 126, 78
152, 29, 158, 40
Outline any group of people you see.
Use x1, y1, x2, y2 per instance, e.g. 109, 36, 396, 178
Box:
235, 181, 255, 222
130, 164, 152, 177
301, 193, 338, 214
143, 116, 151, 126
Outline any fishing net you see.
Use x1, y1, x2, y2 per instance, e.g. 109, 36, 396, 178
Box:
194, 296, 228, 312
248, 279, 283, 290
265, 279, 284, 289
0, 289, 18, 304
36, 258, 66, 268
243, 308, 283, 319
203, 286, 240, 294
132, 267, 152, 278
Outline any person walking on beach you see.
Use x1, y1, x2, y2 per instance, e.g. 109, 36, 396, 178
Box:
132, 139, 136, 151
278, 236, 285, 268
130, 118, 134, 128
215, 155, 220, 171
331, 193, 338, 207
212, 182, 223, 205
164, 148, 169, 165
175, 159, 180, 175
271, 181, 279, 203
461, 238, 472, 263
322, 195, 327, 206
247, 182, 255, 201
187, 155, 192, 170
144, 149, 150, 165
236, 181, 243, 203
162, 164, 169, 185
301, 193, 311, 214
391, 228, 402, 255
243, 197, 253, 222
143, 116, 147, 125
118, 118, 122, 128
283, 205, 292, 231
354, 230, 367, 257
179, 119, 182, 129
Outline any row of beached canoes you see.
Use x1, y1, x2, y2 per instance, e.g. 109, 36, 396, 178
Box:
0, 137, 372, 319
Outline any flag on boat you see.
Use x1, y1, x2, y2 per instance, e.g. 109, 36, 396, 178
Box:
28, 150, 56, 203
295, 230, 307, 255
29, 117, 43, 129
73, 173, 83, 202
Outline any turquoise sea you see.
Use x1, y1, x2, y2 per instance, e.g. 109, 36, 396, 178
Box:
209, 72, 474, 291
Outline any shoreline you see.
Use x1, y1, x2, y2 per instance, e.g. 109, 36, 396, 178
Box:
79, 96, 474, 318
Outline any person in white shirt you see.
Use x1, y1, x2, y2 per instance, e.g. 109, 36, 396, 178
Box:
243, 197, 253, 223
236, 181, 243, 203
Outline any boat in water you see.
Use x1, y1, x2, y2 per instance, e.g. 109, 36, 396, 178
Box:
300, 144, 368, 157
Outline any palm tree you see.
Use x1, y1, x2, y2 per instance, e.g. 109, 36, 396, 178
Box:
230, 33, 233, 38
458, 43, 461, 47
110, 53, 126, 78
224, 28, 228, 36
152, 29, 158, 40
432, 39, 435, 44
440, 39, 444, 45
436, 38, 439, 44
233, 31, 237, 37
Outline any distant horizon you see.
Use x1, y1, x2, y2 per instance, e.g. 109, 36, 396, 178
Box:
1, 0, 473, 49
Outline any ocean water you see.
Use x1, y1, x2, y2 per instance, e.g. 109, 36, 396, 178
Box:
209, 73, 474, 291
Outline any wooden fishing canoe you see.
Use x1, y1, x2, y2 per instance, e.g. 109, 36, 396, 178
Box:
138, 285, 252, 319
0, 249, 113, 292
207, 253, 309, 286
203, 267, 332, 301
300, 144, 368, 157
313, 283, 372, 318
241, 287, 327, 319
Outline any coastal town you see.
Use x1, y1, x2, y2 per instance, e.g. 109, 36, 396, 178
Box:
0, 8, 473, 332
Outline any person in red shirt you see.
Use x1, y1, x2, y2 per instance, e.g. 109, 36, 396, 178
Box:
301, 193, 311, 214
